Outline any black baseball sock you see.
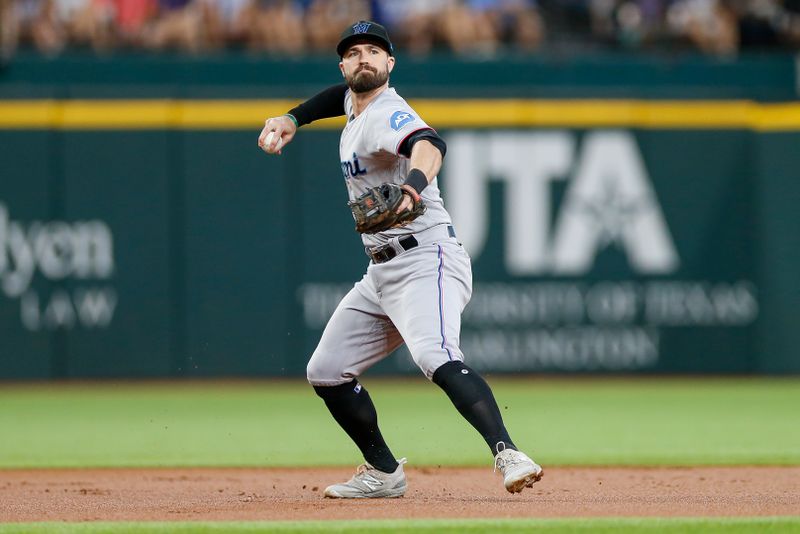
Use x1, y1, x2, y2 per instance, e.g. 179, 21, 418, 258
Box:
432, 361, 516, 456
313, 380, 399, 474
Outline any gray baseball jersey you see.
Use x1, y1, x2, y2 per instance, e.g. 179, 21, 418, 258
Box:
338, 87, 452, 249
306, 86, 473, 385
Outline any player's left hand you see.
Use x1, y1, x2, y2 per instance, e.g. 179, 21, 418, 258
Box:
348, 183, 426, 234
396, 185, 420, 214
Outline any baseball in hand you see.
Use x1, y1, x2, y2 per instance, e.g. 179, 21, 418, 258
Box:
262, 131, 283, 154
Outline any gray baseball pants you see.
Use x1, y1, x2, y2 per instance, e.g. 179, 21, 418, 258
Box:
307, 225, 472, 385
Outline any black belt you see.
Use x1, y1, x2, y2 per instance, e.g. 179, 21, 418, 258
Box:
367, 236, 418, 264
366, 226, 456, 264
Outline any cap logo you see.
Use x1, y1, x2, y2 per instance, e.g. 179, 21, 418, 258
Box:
353, 22, 371, 34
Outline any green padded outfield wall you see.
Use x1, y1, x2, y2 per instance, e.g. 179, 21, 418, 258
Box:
0, 54, 798, 377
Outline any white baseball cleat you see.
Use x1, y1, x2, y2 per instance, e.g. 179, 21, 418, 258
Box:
494, 442, 543, 494
324, 458, 408, 498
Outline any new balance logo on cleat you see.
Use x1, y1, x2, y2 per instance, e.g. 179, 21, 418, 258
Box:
324, 458, 407, 498
359, 473, 382, 491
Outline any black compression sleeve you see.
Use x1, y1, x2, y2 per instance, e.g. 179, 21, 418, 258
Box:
398, 129, 447, 159
287, 84, 348, 127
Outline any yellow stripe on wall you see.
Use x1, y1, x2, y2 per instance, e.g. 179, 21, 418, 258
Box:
0, 99, 799, 131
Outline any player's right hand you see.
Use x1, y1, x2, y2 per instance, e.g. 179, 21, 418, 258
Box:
258, 115, 298, 155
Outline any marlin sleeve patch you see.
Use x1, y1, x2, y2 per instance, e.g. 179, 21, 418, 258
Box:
390, 110, 415, 131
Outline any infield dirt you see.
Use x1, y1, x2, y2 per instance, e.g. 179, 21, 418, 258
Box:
1, 466, 798, 522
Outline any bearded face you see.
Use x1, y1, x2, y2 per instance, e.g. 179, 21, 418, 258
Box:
345, 63, 390, 93
340, 41, 393, 94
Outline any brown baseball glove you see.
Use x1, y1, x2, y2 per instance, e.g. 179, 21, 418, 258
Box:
348, 183, 426, 234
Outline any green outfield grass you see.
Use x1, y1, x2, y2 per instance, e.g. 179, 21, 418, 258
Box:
0, 378, 798, 468
1, 518, 800, 533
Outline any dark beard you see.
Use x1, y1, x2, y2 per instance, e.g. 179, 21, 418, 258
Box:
346, 67, 389, 93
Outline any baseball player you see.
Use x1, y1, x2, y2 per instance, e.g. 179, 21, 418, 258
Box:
258, 20, 542, 499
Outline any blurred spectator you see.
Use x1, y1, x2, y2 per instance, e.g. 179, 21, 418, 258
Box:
472, 0, 545, 53
57, 0, 115, 52
503, 0, 546, 51
588, 0, 665, 49
305, 0, 370, 52
5, 0, 800, 58
1, 0, 14, 59
5, 0, 67, 56
666, 0, 738, 55
439, 0, 484, 54
142, 0, 204, 53
777, 0, 800, 45
248, 0, 305, 55
201, 0, 251, 49
107, 0, 157, 47
732, 0, 800, 49
372, 0, 448, 56
440, 0, 542, 56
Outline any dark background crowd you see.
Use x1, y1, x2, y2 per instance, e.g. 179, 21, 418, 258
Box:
1, 0, 800, 59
